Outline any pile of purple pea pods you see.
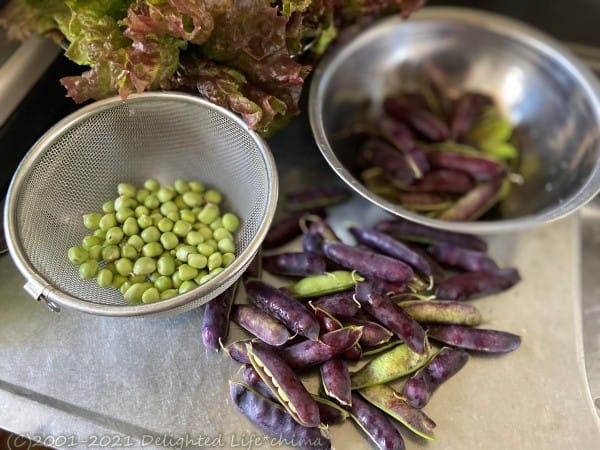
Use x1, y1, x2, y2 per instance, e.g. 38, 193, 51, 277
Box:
201, 186, 522, 450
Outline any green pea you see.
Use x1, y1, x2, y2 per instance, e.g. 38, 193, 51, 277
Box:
182, 191, 202, 207
157, 254, 176, 276
209, 218, 223, 231
105, 227, 124, 245
157, 217, 174, 233
136, 189, 150, 204
68, 246, 88, 264
120, 281, 132, 296
188, 253, 207, 269
197, 243, 215, 257
98, 213, 117, 231
122, 216, 139, 236
93, 229, 106, 239
160, 289, 178, 300
121, 244, 138, 260
198, 204, 220, 224
222, 252, 235, 267
142, 241, 163, 258
204, 189, 222, 204
175, 245, 197, 262
124, 282, 153, 303
195, 272, 215, 285
79, 260, 98, 279
112, 274, 127, 289
141, 226, 160, 243
180, 209, 196, 224
144, 178, 160, 192
102, 245, 120, 262
166, 211, 179, 222
154, 276, 173, 292
208, 252, 222, 271
174, 195, 187, 210
222, 213, 240, 232
185, 231, 204, 246
142, 287, 161, 303
158, 231, 177, 251
213, 227, 233, 241
88, 244, 103, 261
115, 258, 133, 277
171, 272, 182, 289
178, 280, 197, 294
144, 194, 160, 209
173, 220, 192, 237
97, 269, 113, 288
82, 235, 102, 249
102, 200, 115, 213
189, 181, 204, 192
118, 182, 137, 198
217, 238, 235, 254
127, 235, 144, 251
174, 179, 190, 194
83, 213, 102, 230
129, 274, 147, 284
178, 264, 198, 281
157, 187, 175, 203
136, 214, 152, 229
114, 195, 137, 210
133, 256, 157, 276
134, 205, 150, 218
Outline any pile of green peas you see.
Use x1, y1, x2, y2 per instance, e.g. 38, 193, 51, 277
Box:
67, 179, 240, 303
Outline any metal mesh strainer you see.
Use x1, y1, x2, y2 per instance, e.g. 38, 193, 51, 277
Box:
3, 92, 278, 316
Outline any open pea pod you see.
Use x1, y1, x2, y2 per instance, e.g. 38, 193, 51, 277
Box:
285, 270, 364, 298
358, 384, 436, 441
351, 342, 431, 389
246, 342, 322, 428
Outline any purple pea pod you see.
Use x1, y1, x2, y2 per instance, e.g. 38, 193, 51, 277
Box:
285, 185, 350, 213
279, 326, 364, 369
435, 267, 521, 301
374, 217, 488, 251
358, 138, 417, 185
438, 179, 504, 221
355, 280, 427, 355
309, 290, 361, 318
323, 241, 415, 285
427, 325, 521, 353
262, 210, 325, 250
401, 347, 469, 408
262, 251, 327, 277
349, 392, 406, 450
384, 96, 449, 141
427, 241, 499, 272
426, 151, 507, 182
201, 284, 237, 351
412, 169, 474, 194
246, 341, 322, 428
449, 92, 494, 140
229, 382, 331, 450
231, 304, 291, 346
320, 358, 352, 406
342, 317, 393, 347
245, 279, 320, 340
349, 226, 433, 278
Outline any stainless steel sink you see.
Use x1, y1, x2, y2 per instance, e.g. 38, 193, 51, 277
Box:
581, 196, 600, 414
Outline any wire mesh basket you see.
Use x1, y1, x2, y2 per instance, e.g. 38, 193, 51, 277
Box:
3, 92, 278, 317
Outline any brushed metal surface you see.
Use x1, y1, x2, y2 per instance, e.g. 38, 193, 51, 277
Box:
0, 116, 598, 449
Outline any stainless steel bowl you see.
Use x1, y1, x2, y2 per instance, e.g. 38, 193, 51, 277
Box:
309, 7, 600, 233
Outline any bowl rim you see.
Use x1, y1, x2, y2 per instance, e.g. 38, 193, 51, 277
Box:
309, 6, 600, 234
3, 91, 279, 316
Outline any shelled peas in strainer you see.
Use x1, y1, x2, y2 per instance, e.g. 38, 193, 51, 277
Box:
67, 179, 240, 303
